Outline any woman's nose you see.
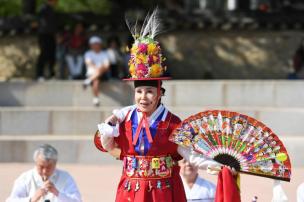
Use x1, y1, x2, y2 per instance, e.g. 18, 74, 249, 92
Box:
140, 92, 147, 99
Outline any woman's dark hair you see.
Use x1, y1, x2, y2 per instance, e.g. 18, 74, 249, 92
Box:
161, 87, 166, 96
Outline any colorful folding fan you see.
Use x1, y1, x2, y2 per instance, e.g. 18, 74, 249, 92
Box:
169, 110, 291, 181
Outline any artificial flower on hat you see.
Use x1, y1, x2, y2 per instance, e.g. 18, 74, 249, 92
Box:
125, 9, 168, 80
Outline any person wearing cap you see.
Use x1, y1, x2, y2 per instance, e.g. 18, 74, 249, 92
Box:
83, 36, 110, 106
93, 10, 221, 202
6, 144, 82, 202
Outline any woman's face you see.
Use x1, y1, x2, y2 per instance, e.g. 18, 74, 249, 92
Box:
135, 86, 159, 115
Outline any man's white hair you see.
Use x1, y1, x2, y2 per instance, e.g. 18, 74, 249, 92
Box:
33, 144, 58, 162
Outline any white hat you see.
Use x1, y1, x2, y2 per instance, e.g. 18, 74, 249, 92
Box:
89, 36, 102, 45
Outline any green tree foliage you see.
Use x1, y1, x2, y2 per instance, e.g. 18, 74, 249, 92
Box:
0, 0, 22, 16
0, 0, 112, 16
37, 0, 111, 15
68, 0, 110, 15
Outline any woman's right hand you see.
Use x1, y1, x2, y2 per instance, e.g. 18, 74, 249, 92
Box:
98, 115, 120, 138
105, 115, 119, 125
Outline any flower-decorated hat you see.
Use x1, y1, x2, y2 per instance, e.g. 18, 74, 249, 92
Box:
124, 9, 170, 81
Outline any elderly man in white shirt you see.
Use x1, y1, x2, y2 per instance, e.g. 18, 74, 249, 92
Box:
180, 158, 216, 202
6, 144, 82, 202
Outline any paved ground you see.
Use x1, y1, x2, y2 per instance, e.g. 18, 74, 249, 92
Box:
0, 163, 302, 202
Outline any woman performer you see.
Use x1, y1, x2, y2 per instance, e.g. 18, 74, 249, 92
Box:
94, 10, 224, 202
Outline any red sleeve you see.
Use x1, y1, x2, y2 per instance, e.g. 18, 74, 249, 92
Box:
168, 113, 183, 161
94, 110, 131, 153
170, 113, 182, 126
93, 130, 108, 152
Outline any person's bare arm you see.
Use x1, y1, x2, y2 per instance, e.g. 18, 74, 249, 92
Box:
85, 59, 97, 69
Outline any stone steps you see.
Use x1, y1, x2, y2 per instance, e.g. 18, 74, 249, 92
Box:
1, 80, 304, 107
1, 106, 304, 135
0, 135, 118, 165
0, 135, 302, 166
0, 107, 109, 135
0, 80, 133, 107
1, 80, 303, 166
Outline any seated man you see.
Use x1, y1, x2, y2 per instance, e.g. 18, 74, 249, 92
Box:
6, 144, 82, 202
180, 158, 216, 202
83, 36, 110, 106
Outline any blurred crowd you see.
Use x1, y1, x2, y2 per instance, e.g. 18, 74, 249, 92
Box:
37, 22, 132, 82
33, 0, 135, 106
37, 20, 134, 106
34, 0, 132, 84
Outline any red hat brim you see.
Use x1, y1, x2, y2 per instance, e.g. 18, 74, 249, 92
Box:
123, 77, 171, 81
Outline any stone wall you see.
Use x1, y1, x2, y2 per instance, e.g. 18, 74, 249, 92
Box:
0, 36, 38, 80
0, 31, 303, 80
161, 31, 304, 79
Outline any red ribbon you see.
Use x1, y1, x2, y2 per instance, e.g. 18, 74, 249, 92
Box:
132, 112, 153, 145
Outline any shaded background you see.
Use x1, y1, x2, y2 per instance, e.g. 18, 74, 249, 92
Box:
0, 0, 304, 201
1, 0, 304, 79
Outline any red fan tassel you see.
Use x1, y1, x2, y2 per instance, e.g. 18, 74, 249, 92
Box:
215, 167, 241, 202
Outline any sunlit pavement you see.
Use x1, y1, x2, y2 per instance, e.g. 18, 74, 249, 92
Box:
0, 163, 302, 202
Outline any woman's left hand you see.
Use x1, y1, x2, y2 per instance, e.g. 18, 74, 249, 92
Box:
224, 165, 237, 176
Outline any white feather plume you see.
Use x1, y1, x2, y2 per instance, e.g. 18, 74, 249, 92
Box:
126, 8, 162, 40
125, 17, 136, 38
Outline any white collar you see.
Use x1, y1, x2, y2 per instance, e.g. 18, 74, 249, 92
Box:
181, 175, 199, 191
33, 167, 58, 183
148, 104, 164, 125
127, 104, 168, 124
